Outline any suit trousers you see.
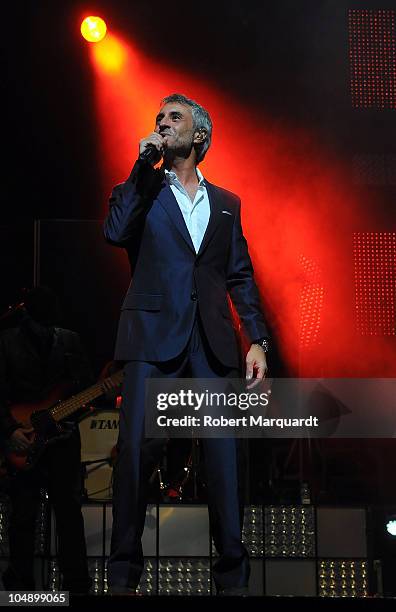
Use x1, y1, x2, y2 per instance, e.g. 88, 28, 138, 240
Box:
107, 316, 250, 591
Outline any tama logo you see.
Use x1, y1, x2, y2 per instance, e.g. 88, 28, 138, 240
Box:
90, 419, 119, 430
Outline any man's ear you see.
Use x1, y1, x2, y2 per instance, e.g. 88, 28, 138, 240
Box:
194, 128, 207, 144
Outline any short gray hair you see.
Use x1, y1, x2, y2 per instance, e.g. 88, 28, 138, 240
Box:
161, 93, 212, 164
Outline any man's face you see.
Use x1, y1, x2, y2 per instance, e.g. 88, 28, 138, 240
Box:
155, 102, 196, 158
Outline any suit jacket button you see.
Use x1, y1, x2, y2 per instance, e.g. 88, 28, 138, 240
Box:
191, 291, 197, 301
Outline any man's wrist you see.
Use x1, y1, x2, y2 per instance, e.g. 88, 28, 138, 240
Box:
251, 337, 270, 353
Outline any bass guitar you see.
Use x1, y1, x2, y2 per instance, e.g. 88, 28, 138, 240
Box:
4, 370, 123, 472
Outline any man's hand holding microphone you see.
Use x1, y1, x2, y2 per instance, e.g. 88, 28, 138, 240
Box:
139, 132, 167, 166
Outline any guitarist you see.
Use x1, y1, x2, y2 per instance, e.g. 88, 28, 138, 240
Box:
0, 286, 92, 594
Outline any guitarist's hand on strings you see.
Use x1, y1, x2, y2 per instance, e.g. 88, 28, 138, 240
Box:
9, 427, 34, 451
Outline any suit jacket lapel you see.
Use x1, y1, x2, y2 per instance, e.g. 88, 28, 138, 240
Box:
197, 181, 223, 257
157, 182, 196, 254
156, 179, 224, 257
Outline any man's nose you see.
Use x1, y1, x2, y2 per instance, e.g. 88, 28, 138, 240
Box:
158, 118, 170, 131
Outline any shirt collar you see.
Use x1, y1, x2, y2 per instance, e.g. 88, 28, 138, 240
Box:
165, 167, 205, 187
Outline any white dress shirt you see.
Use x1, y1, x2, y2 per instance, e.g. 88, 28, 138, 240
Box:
165, 167, 210, 253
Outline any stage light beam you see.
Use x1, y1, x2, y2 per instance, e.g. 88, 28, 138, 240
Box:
91, 34, 127, 73
81, 16, 107, 43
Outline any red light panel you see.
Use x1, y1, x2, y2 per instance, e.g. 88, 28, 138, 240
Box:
348, 9, 396, 109
354, 232, 396, 336
299, 255, 324, 348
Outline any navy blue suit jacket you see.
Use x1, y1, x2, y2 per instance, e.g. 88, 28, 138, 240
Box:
103, 161, 268, 368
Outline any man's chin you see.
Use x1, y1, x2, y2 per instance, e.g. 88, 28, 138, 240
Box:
164, 147, 192, 162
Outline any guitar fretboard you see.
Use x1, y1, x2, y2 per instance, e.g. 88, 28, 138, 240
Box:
49, 370, 123, 422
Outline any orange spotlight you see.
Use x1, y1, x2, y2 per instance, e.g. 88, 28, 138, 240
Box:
81, 16, 107, 43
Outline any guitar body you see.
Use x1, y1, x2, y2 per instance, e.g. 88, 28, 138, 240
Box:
6, 383, 73, 473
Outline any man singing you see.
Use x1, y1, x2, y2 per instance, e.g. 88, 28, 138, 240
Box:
104, 93, 269, 595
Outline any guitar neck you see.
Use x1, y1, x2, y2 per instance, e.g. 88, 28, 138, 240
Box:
49, 371, 123, 422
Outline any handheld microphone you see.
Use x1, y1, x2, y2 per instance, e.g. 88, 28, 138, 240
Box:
139, 144, 162, 165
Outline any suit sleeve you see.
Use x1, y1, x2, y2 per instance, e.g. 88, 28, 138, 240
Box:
226, 198, 269, 343
103, 159, 163, 247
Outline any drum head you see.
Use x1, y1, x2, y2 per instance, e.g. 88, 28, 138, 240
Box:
79, 409, 119, 501
79, 409, 119, 459
83, 462, 114, 501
